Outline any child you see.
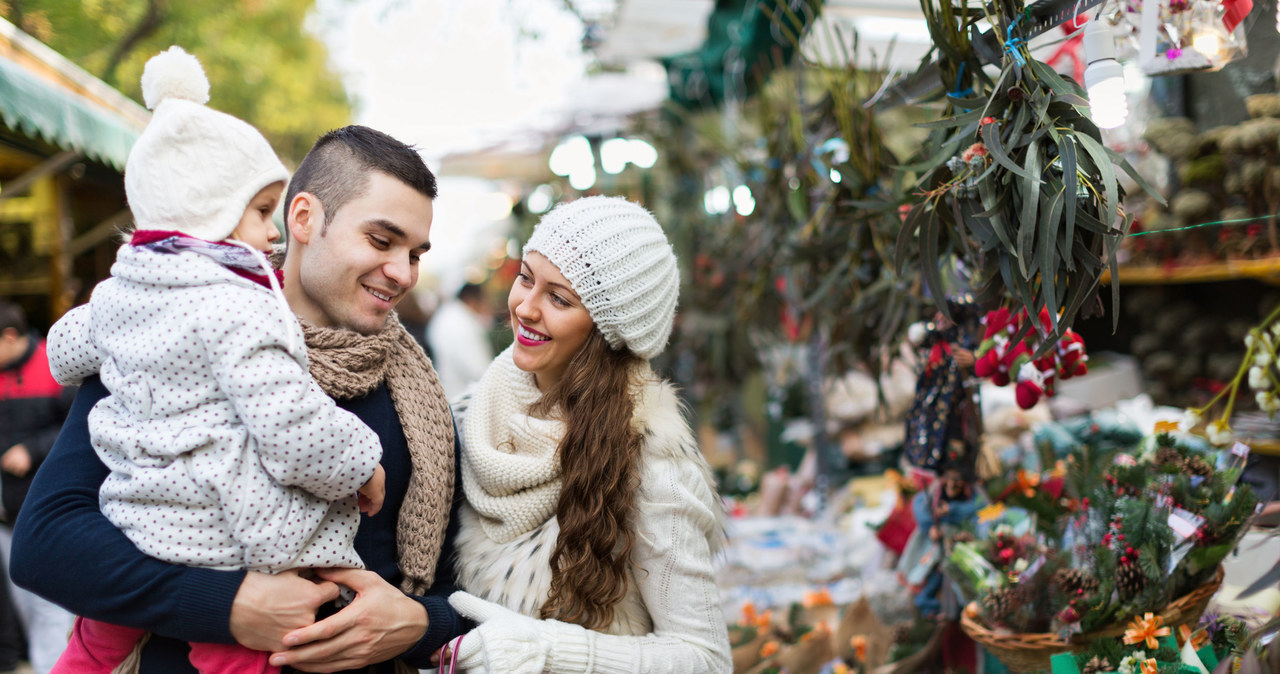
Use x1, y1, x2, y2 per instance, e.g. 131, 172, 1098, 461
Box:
44, 47, 385, 674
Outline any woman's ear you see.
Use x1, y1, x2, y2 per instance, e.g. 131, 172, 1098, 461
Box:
288, 192, 322, 245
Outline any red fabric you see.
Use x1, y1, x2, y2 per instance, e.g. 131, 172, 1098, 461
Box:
55, 617, 278, 674
0, 340, 62, 400
875, 494, 918, 555
130, 229, 285, 290
1223, 0, 1252, 32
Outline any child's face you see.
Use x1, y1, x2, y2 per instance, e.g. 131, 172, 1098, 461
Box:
231, 182, 284, 252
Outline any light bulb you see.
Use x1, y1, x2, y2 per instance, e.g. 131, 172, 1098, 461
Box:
1192, 30, 1224, 61
1085, 66, 1128, 128
1082, 20, 1128, 129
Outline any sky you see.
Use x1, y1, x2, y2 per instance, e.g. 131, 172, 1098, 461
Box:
313, 0, 592, 164
311, 0, 602, 294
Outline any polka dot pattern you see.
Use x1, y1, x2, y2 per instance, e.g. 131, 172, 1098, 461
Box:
46, 245, 382, 571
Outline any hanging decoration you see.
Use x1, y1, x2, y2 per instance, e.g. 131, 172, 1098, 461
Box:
973, 307, 1090, 409
1096, 0, 1251, 76
899, 0, 1163, 352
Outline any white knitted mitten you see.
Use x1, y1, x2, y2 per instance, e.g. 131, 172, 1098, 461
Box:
450, 592, 588, 673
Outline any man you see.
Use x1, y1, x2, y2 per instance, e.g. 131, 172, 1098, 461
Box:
10, 126, 468, 673
0, 301, 77, 673
427, 282, 493, 400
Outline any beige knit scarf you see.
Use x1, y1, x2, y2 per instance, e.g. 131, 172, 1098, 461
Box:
461, 345, 564, 543
301, 313, 456, 594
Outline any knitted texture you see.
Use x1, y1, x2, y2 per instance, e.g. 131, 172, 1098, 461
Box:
453, 346, 732, 671
460, 345, 564, 544
125, 46, 288, 242
299, 314, 455, 594
524, 196, 679, 360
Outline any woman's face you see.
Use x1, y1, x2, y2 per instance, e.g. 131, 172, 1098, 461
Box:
508, 251, 595, 391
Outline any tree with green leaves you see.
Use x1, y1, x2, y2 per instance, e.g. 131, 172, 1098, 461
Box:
4, 0, 350, 162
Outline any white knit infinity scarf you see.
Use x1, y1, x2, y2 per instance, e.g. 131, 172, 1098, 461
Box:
461, 346, 565, 543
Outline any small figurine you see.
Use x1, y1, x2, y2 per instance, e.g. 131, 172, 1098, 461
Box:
897, 463, 979, 620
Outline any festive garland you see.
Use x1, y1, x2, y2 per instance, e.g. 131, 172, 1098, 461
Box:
973, 307, 1090, 409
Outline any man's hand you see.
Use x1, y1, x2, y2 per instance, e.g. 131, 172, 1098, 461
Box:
358, 465, 386, 517
230, 570, 341, 652
2, 444, 31, 477
269, 568, 427, 672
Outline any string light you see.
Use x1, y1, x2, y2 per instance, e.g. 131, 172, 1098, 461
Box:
1082, 20, 1128, 129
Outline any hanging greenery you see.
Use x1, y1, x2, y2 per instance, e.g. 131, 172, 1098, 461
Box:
731, 12, 925, 382
898, 0, 1164, 348
658, 14, 926, 402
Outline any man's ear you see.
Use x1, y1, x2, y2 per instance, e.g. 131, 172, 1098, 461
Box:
288, 192, 322, 245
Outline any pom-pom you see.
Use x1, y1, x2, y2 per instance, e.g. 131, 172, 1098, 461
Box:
141, 46, 209, 110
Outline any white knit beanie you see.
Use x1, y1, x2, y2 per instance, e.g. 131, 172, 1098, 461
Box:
124, 46, 289, 241
524, 196, 679, 360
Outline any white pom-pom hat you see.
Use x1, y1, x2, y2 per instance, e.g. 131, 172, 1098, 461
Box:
524, 196, 679, 360
125, 46, 288, 242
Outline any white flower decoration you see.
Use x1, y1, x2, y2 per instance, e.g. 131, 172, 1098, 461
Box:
1179, 409, 1202, 432
1206, 420, 1233, 446
1250, 366, 1271, 390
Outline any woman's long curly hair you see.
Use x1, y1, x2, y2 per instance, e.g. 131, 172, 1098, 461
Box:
530, 328, 645, 630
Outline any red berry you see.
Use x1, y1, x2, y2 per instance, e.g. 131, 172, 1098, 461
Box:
1121, 556, 1129, 564
1126, 547, 1134, 554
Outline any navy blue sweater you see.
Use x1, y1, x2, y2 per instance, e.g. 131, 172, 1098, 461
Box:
9, 376, 467, 673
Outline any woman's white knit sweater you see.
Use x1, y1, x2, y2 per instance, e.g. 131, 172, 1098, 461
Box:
453, 346, 731, 672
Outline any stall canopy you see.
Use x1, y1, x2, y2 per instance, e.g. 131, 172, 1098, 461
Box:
0, 18, 147, 172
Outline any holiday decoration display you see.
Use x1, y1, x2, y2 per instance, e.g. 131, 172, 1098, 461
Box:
950, 431, 1257, 671
899, 0, 1162, 352
973, 307, 1090, 409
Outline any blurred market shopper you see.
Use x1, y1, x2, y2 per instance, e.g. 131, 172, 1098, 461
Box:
11, 73, 467, 674
428, 282, 495, 402
39, 46, 391, 674
447, 196, 732, 672
0, 300, 76, 674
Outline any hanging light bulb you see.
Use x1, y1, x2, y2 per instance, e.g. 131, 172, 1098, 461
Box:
1191, 28, 1225, 62
1082, 19, 1128, 129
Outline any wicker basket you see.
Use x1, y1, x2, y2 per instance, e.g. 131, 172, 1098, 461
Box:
960, 566, 1224, 673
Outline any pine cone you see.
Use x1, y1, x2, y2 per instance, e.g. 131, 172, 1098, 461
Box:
1155, 446, 1184, 468
1082, 656, 1110, 674
1185, 455, 1213, 478
982, 587, 1017, 622
1116, 561, 1147, 599
1053, 568, 1100, 596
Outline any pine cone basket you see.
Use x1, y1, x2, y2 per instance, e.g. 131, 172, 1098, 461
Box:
1185, 455, 1213, 478
1053, 568, 1100, 596
982, 587, 1018, 623
1154, 446, 1184, 468
1081, 656, 1109, 674
1116, 562, 1147, 599
960, 567, 1224, 673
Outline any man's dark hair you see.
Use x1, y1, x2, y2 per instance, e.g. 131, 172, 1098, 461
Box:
457, 282, 484, 303
0, 301, 27, 334
287, 125, 438, 233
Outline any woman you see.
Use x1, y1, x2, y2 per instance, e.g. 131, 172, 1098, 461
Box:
447, 196, 732, 672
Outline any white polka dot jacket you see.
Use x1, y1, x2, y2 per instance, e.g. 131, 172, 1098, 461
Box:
46, 244, 383, 572
449, 347, 733, 672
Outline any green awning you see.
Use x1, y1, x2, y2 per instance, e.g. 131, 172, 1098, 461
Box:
663, 0, 822, 109
0, 55, 142, 171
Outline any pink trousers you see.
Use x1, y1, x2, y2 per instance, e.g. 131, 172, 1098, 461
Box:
52, 616, 277, 674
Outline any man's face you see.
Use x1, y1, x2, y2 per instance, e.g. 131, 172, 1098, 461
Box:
0, 329, 25, 368
290, 172, 433, 335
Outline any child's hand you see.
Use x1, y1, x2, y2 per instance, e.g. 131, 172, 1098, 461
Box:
358, 465, 386, 517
